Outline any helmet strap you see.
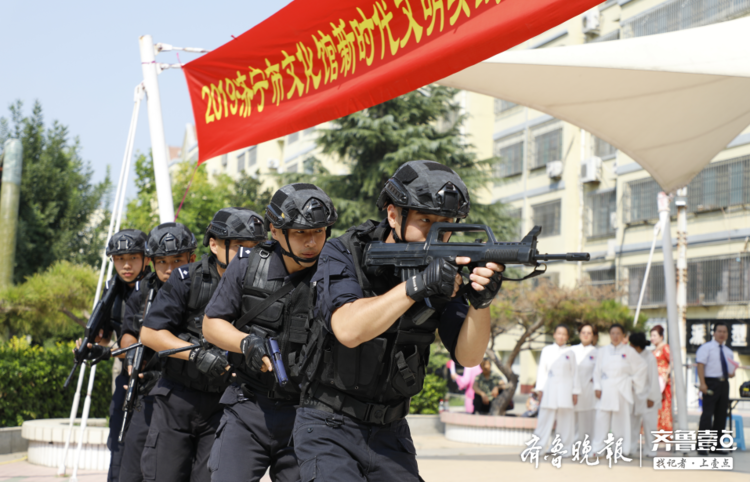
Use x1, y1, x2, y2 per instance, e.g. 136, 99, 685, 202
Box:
391, 207, 409, 243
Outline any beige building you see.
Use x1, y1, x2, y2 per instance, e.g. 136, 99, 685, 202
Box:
170, 0, 750, 405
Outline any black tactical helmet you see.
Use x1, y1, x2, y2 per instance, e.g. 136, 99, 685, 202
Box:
106, 229, 148, 257
376, 160, 470, 241
204, 207, 267, 268
266, 183, 337, 264
146, 222, 197, 258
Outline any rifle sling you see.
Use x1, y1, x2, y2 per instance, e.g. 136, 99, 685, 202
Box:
234, 282, 295, 332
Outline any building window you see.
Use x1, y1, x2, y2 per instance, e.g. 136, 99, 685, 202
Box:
288, 132, 300, 144
303, 127, 316, 136
507, 206, 523, 240
532, 199, 561, 237
221, 154, 228, 168
586, 189, 616, 239
237, 155, 245, 172
628, 254, 750, 307
286, 163, 298, 173
623, 177, 676, 224
494, 140, 524, 178
532, 127, 562, 169
494, 98, 517, 115
247, 147, 257, 168
593, 136, 617, 159
588, 266, 616, 289
620, 0, 750, 39
688, 155, 750, 213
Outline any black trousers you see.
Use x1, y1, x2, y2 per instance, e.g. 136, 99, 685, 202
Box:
699, 378, 730, 437
119, 395, 155, 482
108, 371, 129, 482
293, 406, 422, 482
208, 385, 298, 482
473, 393, 490, 414
140, 378, 224, 482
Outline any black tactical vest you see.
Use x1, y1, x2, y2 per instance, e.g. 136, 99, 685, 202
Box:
162, 255, 231, 393
105, 277, 128, 338
229, 241, 315, 398
303, 221, 444, 414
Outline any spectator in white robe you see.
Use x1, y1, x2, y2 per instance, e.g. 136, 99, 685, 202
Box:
571, 323, 598, 442
533, 325, 580, 454
629, 332, 661, 457
593, 324, 648, 456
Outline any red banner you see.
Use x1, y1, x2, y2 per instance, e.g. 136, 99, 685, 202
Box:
184, 0, 599, 163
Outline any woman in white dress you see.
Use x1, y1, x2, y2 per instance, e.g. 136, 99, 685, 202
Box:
593, 324, 647, 456
571, 323, 598, 443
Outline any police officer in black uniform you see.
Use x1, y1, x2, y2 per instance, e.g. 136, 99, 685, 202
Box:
139, 208, 266, 482
118, 222, 197, 482
78, 229, 151, 482
202, 184, 337, 482
294, 161, 505, 481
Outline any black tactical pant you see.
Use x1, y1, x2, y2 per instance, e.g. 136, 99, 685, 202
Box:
293, 406, 422, 482
119, 395, 155, 482
108, 371, 129, 482
140, 378, 223, 482
208, 385, 299, 482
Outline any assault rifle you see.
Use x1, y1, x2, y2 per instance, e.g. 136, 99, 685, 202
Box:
118, 286, 156, 442
63, 278, 121, 389
363, 223, 590, 284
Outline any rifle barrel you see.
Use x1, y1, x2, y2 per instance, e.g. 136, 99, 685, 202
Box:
536, 252, 590, 262
111, 343, 143, 357
158, 343, 201, 358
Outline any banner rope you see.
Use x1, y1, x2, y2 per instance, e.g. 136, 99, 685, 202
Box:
174, 162, 199, 221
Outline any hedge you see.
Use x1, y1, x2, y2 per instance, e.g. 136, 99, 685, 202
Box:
0, 337, 113, 427
409, 374, 447, 415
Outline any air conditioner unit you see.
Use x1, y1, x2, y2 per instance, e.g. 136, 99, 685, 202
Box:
267, 158, 279, 169
582, 9, 600, 35
546, 160, 563, 179
580, 157, 602, 183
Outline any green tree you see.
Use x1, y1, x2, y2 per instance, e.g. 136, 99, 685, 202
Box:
293, 85, 516, 238
0, 261, 96, 343
0, 101, 112, 283
124, 155, 268, 255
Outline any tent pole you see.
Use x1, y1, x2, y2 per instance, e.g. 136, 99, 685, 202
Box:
675, 187, 692, 406
139, 34, 174, 223
658, 191, 689, 439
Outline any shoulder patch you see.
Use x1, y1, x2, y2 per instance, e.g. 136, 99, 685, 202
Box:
238, 247, 252, 259
178, 267, 189, 280
135, 280, 141, 291
106, 279, 111, 290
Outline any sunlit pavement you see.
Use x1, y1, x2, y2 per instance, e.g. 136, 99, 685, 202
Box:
2, 439, 748, 481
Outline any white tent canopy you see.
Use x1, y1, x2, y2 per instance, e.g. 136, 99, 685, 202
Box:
438, 17, 750, 193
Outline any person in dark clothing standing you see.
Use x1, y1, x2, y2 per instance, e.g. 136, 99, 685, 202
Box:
203, 184, 337, 482
294, 161, 505, 481
696, 321, 736, 455
77, 229, 150, 482
118, 222, 196, 482
140, 208, 266, 482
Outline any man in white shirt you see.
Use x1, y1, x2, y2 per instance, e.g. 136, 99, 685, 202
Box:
533, 325, 579, 454
696, 321, 736, 455
629, 332, 661, 457
593, 324, 647, 456
571, 323, 598, 442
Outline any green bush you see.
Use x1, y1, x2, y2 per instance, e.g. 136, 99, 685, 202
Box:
409, 374, 447, 415
0, 337, 113, 427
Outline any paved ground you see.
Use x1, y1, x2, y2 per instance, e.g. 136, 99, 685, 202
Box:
2, 437, 748, 481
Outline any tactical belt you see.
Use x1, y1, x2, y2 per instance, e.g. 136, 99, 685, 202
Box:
303, 384, 410, 425
240, 382, 295, 402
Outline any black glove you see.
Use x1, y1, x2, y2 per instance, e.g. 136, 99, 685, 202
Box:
240, 334, 267, 373
189, 347, 229, 378
466, 269, 503, 309
406, 258, 458, 302
87, 344, 112, 364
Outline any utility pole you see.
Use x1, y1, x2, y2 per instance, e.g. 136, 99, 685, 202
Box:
675, 187, 691, 406
658, 191, 689, 435
139, 35, 175, 222
0, 139, 23, 289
